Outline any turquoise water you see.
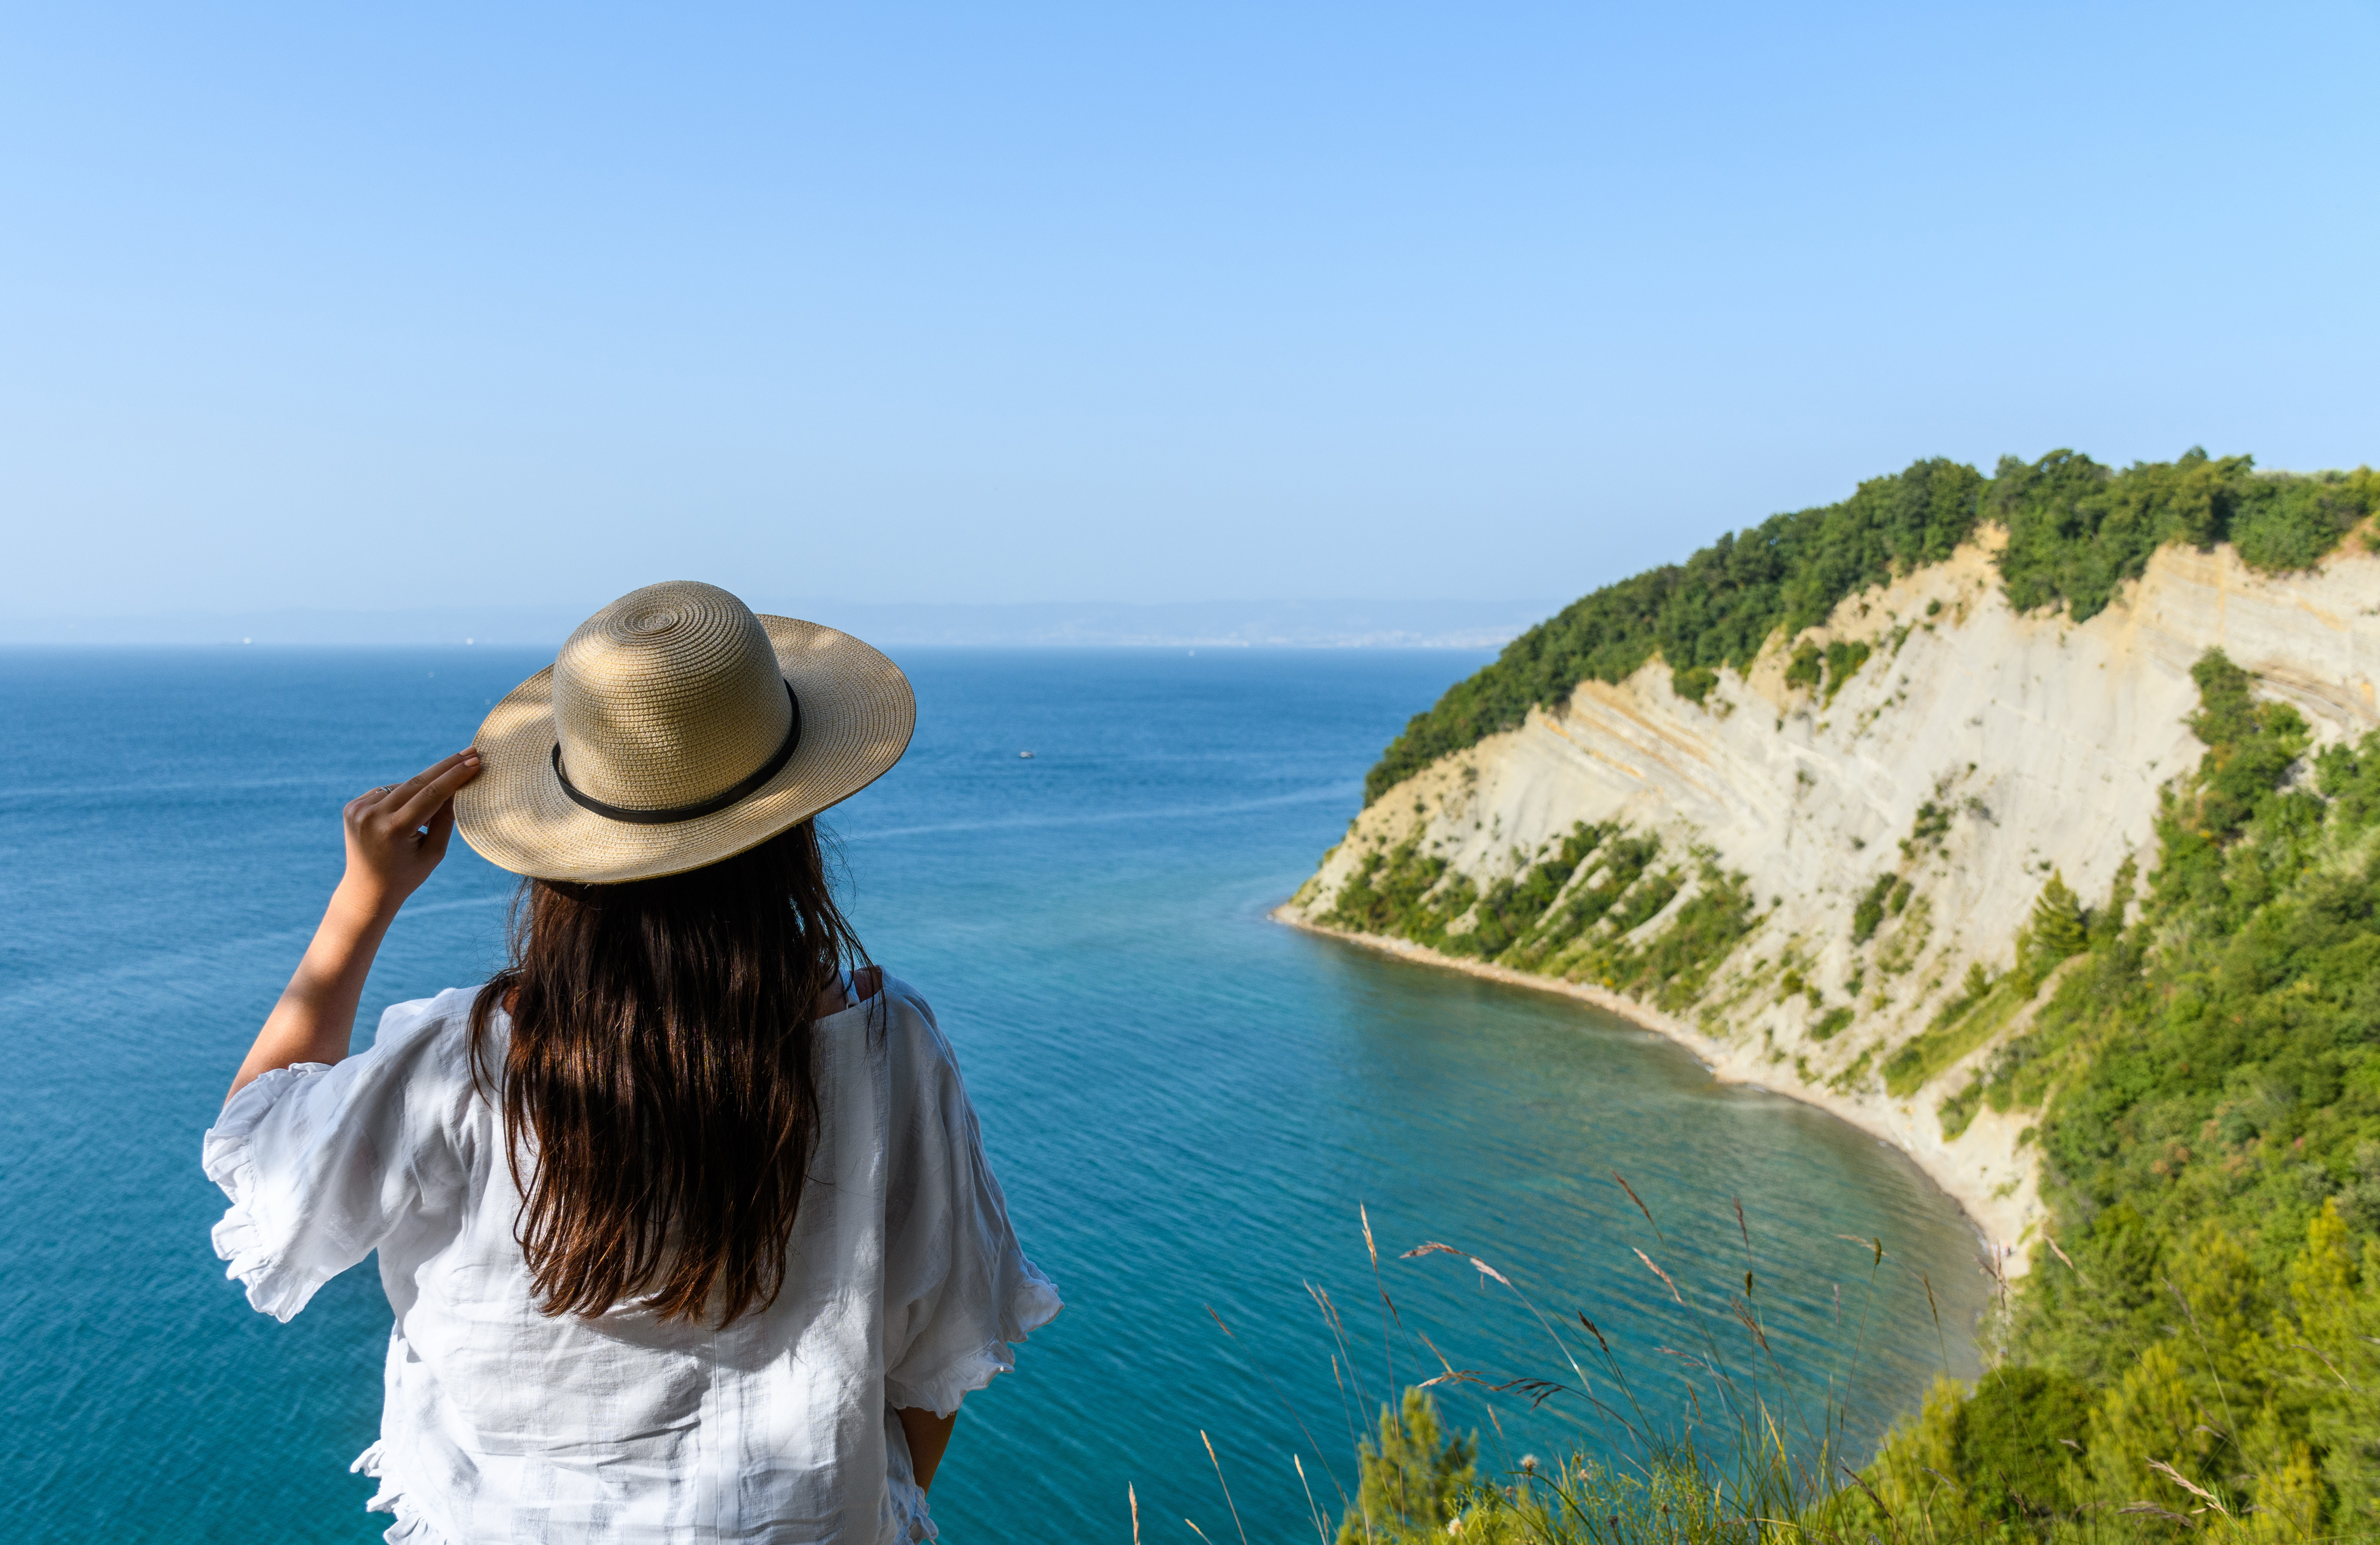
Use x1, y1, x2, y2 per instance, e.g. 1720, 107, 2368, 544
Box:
0, 647, 1986, 1542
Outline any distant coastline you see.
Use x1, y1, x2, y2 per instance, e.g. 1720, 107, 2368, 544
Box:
0, 598, 1559, 651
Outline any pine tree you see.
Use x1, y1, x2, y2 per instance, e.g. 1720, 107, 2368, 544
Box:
1335, 1388, 1476, 1544
2019, 871, 2088, 984
2290, 1203, 2380, 1533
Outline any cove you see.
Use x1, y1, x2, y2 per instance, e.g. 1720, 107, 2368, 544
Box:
0, 645, 1987, 1542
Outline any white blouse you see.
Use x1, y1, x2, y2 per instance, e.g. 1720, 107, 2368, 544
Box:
202, 975, 1060, 1545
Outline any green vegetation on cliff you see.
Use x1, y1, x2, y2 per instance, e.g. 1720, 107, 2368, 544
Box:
1330, 654, 2380, 1542
1320, 448, 2380, 1537
1836, 651, 2380, 1538
1323, 822, 1758, 1012
1365, 451, 2379, 805
1995, 451, 2380, 622
1363, 455, 1983, 802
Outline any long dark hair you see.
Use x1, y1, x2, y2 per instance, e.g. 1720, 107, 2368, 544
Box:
467, 821, 866, 1326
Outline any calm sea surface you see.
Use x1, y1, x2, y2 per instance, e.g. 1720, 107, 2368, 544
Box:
0, 647, 1986, 1543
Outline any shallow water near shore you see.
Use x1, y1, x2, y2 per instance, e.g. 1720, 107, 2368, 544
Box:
0, 646, 1987, 1542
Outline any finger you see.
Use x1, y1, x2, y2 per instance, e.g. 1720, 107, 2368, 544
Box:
348, 788, 408, 827
419, 798, 457, 861
387, 754, 479, 830
364, 751, 469, 815
389, 750, 481, 829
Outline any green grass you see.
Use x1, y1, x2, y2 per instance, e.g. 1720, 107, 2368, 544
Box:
1881, 874, 2090, 1099
1226, 1185, 1920, 1545
1882, 969, 2033, 1098
1937, 1077, 1986, 1141
1234, 1192, 2378, 1545
1458, 824, 1622, 960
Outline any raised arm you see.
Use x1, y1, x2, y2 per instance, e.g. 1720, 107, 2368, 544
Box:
227, 750, 481, 1103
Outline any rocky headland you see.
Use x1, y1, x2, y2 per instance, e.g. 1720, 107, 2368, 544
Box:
1277, 457, 2380, 1274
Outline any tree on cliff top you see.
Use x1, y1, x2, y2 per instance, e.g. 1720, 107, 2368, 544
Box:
1363, 450, 2380, 805
1363, 456, 1985, 801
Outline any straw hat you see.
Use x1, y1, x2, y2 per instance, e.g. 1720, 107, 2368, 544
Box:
454, 581, 916, 883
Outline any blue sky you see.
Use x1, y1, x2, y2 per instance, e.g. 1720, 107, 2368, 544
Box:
4, 2, 2375, 618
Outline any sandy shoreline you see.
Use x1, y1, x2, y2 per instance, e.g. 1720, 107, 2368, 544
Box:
1270, 905, 2027, 1279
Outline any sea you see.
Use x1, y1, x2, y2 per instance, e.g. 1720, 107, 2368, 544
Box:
0, 646, 1987, 1543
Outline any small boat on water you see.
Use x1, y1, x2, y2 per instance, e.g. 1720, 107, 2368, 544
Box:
1018, 750, 1035, 759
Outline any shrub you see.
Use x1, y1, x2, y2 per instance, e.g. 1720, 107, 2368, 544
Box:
1851, 873, 1898, 944
1953, 1366, 2093, 1520
1820, 638, 1871, 705
1459, 823, 1611, 959
1579, 863, 1759, 1009
1898, 800, 1952, 859
1335, 1389, 1475, 1543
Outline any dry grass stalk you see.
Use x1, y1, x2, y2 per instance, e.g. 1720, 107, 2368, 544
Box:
1613, 1171, 1665, 1243
1205, 1300, 1355, 1515
1636, 1248, 1686, 1305
1201, 1429, 1250, 1545
1294, 1453, 1330, 1545
2145, 1459, 2228, 1518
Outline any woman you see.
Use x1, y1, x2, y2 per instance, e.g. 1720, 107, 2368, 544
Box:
204, 582, 1059, 1543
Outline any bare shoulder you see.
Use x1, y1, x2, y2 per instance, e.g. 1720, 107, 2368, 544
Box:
811, 963, 890, 1021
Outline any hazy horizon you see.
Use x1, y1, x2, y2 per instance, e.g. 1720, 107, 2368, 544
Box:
1, 595, 1563, 649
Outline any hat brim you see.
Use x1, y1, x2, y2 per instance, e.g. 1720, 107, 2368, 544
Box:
453, 616, 916, 883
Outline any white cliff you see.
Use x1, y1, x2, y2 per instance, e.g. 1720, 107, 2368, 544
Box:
1278, 532, 2380, 1266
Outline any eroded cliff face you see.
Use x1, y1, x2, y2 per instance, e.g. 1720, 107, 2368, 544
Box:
1279, 534, 2380, 1261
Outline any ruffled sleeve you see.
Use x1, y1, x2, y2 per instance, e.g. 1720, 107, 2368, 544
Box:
200, 991, 474, 1322
879, 983, 1062, 1417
